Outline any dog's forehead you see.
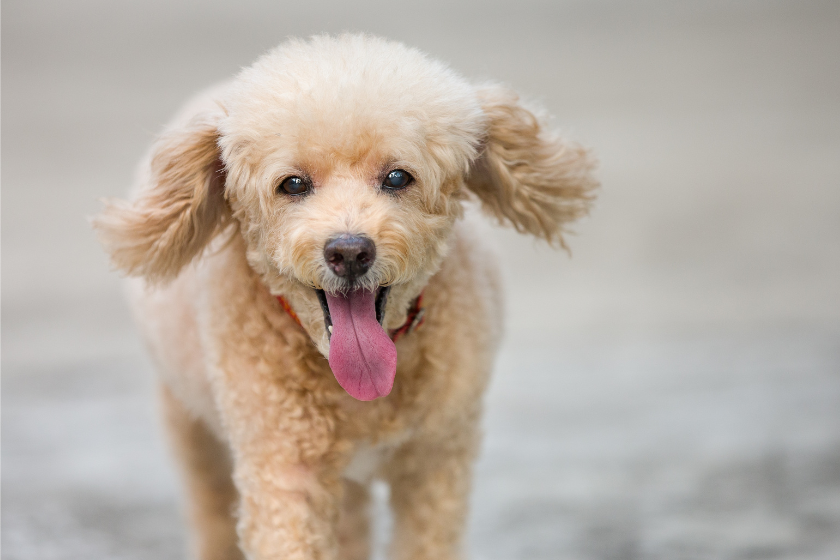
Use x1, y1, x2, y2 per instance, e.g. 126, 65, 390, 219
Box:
219, 36, 485, 172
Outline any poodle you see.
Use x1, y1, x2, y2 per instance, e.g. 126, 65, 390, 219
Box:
94, 34, 596, 560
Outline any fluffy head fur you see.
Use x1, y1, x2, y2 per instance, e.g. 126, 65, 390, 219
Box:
95, 35, 596, 325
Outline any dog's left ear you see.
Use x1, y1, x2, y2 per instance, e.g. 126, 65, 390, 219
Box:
93, 113, 231, 284
465, 85, 598, 247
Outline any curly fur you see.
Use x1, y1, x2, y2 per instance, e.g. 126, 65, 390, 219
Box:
468, 86, 597, 247
93, 34, 596, 560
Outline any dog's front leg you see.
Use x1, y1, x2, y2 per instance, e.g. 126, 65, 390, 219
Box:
211, 360, 346, 560
231, 450, 343, 560
386, 429, 480, 560
161, 384, 244, 560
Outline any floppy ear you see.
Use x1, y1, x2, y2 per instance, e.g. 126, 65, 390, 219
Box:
466, 85, 598, 248
93, 114, 231, 283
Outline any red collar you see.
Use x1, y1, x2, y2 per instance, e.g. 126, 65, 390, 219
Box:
276, 291, 425, 342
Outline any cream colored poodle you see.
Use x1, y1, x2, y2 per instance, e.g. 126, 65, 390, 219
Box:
94, 34, 596, 560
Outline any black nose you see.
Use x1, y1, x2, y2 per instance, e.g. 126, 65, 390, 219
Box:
324, 235, 376, 281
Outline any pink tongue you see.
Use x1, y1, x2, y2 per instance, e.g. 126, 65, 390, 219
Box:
325, 289, 397, 401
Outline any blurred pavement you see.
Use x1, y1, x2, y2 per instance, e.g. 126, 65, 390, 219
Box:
3, 1, 840, 559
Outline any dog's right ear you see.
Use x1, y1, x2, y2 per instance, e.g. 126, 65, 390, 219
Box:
465, 85, 598, 248
93, 114, 231, 284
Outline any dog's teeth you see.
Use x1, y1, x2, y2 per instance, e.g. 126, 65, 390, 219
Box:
328, 325, 333, 334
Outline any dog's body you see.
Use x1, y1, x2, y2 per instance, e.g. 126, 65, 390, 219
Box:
96, 35, 595, 560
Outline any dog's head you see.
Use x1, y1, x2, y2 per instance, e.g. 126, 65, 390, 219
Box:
95, 35, 597, 400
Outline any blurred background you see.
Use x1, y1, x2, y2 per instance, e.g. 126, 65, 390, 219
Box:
3, 1, 839, 558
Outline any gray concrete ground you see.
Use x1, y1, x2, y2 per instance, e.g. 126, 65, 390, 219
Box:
3, 1, 839, 558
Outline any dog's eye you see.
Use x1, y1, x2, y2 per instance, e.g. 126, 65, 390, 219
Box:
277, 176, 310, 196
382, 169, 413, 191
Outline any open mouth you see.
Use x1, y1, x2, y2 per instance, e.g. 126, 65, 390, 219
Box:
315, 286, 390, 338
314, 285, 397, 401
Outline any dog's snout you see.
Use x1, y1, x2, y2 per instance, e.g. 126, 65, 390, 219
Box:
324, 235, 376, 281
